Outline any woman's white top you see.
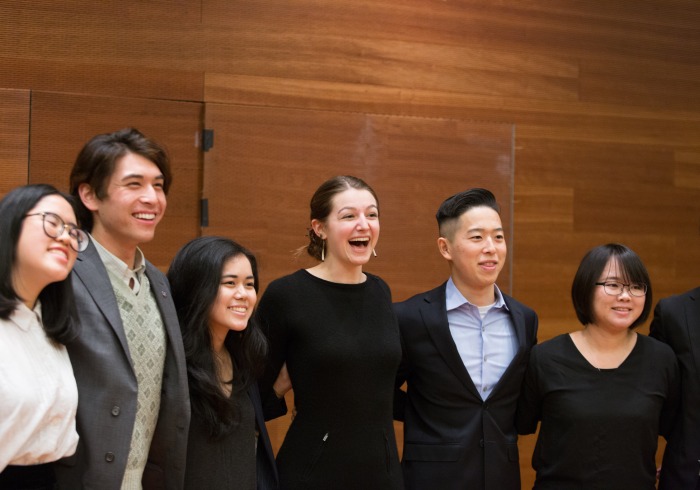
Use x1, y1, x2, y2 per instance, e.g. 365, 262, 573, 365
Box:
0, 301, 79, 470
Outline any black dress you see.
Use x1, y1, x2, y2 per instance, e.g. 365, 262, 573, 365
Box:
184, 387, 256, 490
258, 270, 403, 490
516, 333, 680, 490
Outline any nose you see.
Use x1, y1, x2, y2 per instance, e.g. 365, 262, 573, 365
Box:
618, 286, 632, 298
140, 184, 158, 202
483, 236, 496, 252
357, 214, 369, 229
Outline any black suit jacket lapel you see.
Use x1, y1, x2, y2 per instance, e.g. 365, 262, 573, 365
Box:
420, 284, 481, 398
685, 287, 700, 373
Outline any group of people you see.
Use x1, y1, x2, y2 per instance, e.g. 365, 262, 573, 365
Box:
0, 126, 698, 490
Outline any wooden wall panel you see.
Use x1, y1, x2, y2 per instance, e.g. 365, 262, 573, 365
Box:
0, 89, 30, 197
27, 92, 204, 270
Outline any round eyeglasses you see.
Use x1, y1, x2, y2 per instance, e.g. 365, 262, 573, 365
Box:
595, 281, 647, 297
26, 212, 89, 252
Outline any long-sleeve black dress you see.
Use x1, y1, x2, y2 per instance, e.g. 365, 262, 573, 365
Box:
258, 270, 403, 490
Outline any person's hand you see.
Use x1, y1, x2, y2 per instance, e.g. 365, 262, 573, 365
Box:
273, 362, 292, 399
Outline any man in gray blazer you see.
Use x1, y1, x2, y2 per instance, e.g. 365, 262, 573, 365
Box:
650, 286, 700, 490
394, 188, 538, 490
54, 128, 190, 490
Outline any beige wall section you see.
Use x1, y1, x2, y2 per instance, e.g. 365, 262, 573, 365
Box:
3, 1, 700, 487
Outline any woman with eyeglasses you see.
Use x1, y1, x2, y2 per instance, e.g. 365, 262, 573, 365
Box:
0, 184, 87, 489
516, 243, 680, 490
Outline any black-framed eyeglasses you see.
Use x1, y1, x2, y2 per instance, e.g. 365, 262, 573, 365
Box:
595, 281, 647, 297
25, 212, 89, 252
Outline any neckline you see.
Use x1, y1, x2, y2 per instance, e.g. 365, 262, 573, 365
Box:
301, 268, 369, 287
565, 332, 639, 372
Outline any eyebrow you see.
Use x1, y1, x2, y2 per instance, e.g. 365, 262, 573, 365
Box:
467, 227, 504, 233
337, 204, 378, 213
221, 274, 254, 280
120, 173, 165, 181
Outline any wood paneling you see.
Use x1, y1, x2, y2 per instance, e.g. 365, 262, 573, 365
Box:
3, 1, 700, 487
0, 89, 30, 197
202, 104, 514, 298
27, 92, 204, 270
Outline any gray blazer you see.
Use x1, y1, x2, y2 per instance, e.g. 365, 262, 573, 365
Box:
54, 242, 190, 490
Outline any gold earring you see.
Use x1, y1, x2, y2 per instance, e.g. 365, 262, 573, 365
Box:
321, 239, 325, 262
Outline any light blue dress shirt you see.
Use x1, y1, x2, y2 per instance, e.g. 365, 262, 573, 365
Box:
446, 277, 517, 400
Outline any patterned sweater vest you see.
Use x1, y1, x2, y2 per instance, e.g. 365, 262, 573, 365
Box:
109, 272, 166, 490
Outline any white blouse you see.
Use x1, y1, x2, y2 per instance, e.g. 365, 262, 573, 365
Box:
0, 301, 79, 470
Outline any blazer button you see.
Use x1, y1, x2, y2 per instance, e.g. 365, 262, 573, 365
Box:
105, 452, 115, 462
111, 406, 120, 416
479, 439, 484, 448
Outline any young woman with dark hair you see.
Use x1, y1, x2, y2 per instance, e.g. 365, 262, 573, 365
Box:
517, 243, 680, 489
167, 236, 277, 489
0, 184, 86, 489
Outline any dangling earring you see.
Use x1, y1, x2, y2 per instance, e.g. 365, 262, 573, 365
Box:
372, 248, 377, 257
321, 238, 326, 262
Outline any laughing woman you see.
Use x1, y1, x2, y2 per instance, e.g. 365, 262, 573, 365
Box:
516, 243, 680, 489
167, 236, 277, 489
257, 175, 403, 490
0, 184, 86, 489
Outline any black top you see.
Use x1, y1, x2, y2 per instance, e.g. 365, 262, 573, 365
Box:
517, 333, 679, 490
258, 270, 403, 490
184, 388, 256, 490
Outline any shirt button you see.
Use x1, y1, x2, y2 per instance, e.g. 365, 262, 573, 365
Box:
111, 406, 120, 417
105, 452, 115, 462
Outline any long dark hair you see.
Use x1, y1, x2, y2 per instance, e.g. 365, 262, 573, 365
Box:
167, 236, 267, 438
0, 184, 80, 344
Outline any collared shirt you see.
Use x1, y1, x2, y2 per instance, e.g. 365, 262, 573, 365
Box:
91, 235, 146, 294
0, 302, 79, 470
446, 277, 517, 400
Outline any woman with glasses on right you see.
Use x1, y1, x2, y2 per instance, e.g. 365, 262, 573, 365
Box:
516, 243, 680, 490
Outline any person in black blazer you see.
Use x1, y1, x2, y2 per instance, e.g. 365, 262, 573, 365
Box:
167, 236, 278, 489
394, 188, 538, 490
650, 286, 700, 490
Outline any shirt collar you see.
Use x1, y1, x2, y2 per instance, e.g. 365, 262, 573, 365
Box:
11, 300, 43, 332
445, 276, 508, 311
90, 234, 146, 284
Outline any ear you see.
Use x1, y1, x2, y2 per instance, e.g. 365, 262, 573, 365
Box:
78, 183, 99, 212
310, 219, 325, 239
437, 237, 452, 261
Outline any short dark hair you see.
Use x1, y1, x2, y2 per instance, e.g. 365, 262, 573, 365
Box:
436, 188, 500, 240
571, 243, 652, 329
167, 236, 267, 438
0, 184, 80, 344
304, 175, 379, 260
69, 127, 172, 231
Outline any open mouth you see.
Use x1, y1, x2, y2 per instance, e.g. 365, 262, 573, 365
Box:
228, 306, 247, 314
133, 213, 156, 220
349, 237, 370, 248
